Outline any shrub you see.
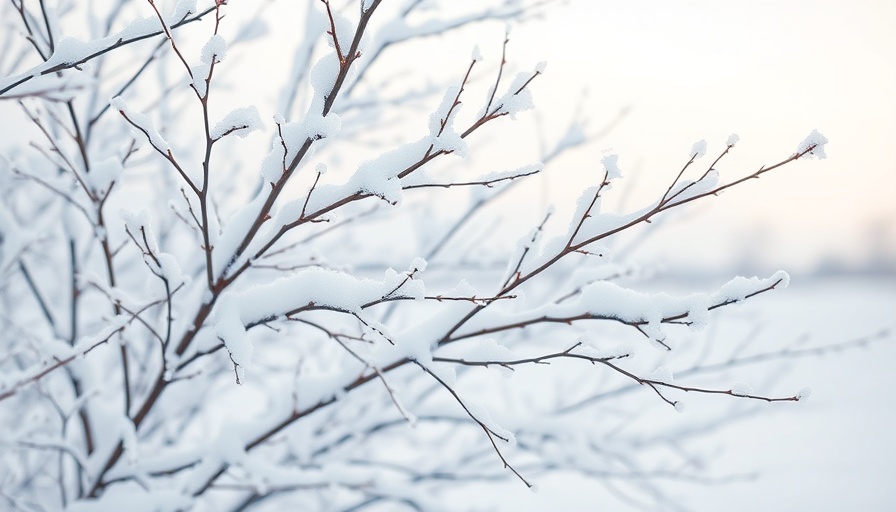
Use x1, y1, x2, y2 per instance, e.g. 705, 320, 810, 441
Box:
0, 1, 830, 510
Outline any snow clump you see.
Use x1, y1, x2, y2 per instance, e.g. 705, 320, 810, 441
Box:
796, 129, 828, 159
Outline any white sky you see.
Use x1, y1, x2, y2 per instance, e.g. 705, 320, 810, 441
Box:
505, 0, 896, 273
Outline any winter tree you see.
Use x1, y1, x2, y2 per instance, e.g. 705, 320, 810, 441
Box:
0, 1, 837, 510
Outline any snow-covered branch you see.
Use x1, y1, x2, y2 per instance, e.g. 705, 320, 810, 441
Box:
0, 1, 855, 510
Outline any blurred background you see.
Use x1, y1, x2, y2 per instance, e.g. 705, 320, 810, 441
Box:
508, 0, 896, 278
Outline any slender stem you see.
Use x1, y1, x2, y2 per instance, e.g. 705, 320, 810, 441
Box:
0, 6, 217, 96
17, 260, 57, 333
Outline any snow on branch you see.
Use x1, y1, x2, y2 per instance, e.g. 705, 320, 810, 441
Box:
111, 97, 170, 153
795, 129, 829, 159
210, 106, 263, 140
1, 312, 137, 402
452, 272, 790, 349
487, 70, 538, 120
0, 2, 215, 97
215, 265, 425, 380
122, 209, 190, 289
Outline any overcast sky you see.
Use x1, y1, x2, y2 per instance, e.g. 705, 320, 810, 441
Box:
505, 0, 896, 274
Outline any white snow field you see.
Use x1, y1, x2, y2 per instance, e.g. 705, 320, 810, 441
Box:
456, 274, 896, 511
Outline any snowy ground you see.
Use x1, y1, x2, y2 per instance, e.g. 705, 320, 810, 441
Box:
456, 273, 896, 511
